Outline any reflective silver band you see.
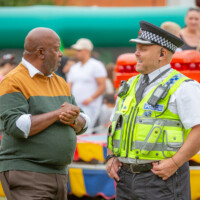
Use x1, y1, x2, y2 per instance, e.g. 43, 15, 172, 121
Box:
135, 117, 183, 128
133, 140, 181, 151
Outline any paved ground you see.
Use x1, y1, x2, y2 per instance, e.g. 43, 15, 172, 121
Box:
0, 196, 111, 200
68, 195, 113, 200
0, 195, 112, 200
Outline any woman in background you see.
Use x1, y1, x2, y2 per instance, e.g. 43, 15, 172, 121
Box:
180, 7, 200, 50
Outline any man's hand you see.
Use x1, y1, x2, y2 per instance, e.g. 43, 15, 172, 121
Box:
151, 158, 179, 180
106, 157, 122, 181
59, 102, 80, 125
82, 97, 93, 105
59, 112, 77, 125
61, 102, 80, 115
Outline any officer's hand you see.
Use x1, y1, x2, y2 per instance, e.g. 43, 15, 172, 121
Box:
151, 158, 179, 180
106, 157, 122, 182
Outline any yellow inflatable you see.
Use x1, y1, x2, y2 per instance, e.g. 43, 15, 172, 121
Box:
0, 182, 5, 197
190, 152, 200, 164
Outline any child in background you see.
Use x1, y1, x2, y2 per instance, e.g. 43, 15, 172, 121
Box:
161, 21, 182, 52
93, 94, 116, 133
0, 54, 16, 82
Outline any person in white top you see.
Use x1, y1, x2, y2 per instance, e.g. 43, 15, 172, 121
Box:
68, 38, 107, 133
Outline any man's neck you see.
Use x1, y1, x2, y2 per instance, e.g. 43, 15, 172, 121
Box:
81, 57, 90, 65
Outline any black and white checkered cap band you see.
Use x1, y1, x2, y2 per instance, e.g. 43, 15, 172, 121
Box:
139, 30, 177, 52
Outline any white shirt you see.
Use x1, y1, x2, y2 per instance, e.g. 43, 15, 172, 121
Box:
67, 58, 107, 108
111, 64, 200, 130
16, 58, 90, 138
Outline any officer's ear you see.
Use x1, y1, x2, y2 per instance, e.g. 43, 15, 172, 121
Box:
160, 48, 164, 57
159, 48, 167, 61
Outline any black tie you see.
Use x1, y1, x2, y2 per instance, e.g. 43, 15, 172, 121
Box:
136, 74, 149, 104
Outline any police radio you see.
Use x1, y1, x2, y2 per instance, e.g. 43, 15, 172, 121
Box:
147, 84, 169, 107
117, 80, 130, 97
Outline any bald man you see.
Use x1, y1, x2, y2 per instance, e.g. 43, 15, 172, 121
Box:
0, 27, 90, 200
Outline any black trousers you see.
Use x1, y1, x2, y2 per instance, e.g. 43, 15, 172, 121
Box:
116, 162, 191, 200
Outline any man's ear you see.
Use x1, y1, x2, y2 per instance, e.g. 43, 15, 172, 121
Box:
36, 48, 45, 59
159, 48, 167, 60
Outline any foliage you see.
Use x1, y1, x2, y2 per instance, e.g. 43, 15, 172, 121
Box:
0, 0, 55, 6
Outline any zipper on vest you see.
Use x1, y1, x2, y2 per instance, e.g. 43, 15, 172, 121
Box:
126, 106, 139, 157
129, 107, 139, 151
124, 107, 133, 150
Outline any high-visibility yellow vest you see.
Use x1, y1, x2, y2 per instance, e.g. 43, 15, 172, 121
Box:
108, 70, 191, 161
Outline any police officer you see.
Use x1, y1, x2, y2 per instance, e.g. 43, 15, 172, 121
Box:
106, 21, 200, 200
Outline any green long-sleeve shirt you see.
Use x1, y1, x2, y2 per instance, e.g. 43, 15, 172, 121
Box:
0, 63, 86, 174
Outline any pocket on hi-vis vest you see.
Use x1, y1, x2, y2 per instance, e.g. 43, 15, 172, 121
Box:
162, 129, 184, 157
108, 114, 124, 154
165, 130, 184, 148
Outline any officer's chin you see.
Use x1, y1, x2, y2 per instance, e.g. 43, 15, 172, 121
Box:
135, 64, 143, 73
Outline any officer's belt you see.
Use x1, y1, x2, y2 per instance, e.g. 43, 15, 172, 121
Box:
122, 162, 153, 173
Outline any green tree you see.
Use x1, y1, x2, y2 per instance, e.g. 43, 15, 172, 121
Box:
0, 0, 55, 6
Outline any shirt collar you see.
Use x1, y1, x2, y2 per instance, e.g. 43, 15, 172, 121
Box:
141, 64, 171, 82
22, 58, 53, 78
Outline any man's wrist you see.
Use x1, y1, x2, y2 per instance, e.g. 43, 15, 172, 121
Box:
171, 157, 180, 168
106, 154, 116, 163
70, 118, 77, 127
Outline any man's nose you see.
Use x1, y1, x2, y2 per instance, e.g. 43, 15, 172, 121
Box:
135, 49, 140, 56
59, 50, 63, 57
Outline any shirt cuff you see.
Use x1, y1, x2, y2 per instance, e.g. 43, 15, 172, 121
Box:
79, 112, 90, 129
16, 114, 31, 138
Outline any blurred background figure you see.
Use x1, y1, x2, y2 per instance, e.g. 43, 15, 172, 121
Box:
161, 21, 182, 51
93, 94, 116, 134
55, 56, 68, 80
62, 57, 77, 81
0, 54, 16, 82
180, 7, 200, 50
161, 21, 181, 37
105, 63, 115, 95
67, 38, 107, 134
